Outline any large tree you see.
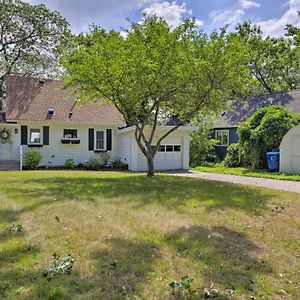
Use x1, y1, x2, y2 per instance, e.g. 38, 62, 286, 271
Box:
234, 21, 300, 94
62, 17, 250, 176
0, 0, 71, 108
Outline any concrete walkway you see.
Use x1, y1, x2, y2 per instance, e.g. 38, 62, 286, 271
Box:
168, 170, 300, 193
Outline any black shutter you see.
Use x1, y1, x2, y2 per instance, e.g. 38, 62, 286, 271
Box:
106, 129, 112, 151
88, 128, 94, 151
21, 125, 27, 145
43, 126, 49, 145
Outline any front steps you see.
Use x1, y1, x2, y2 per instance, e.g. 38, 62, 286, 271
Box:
0, 160, 20, 171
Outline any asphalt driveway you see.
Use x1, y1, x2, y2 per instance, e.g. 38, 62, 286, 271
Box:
168, 170, 300, 193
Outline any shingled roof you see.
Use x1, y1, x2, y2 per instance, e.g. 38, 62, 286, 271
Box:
4, 75, 124, 126
0, 112, 6, 123
216, 90, 300, 128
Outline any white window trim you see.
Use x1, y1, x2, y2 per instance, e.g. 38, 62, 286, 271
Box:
28, 127, 43, 145
63, 128, 78, 139
157, 144, 181, 153
215, 129, 229, 147
94, 130, 106, 150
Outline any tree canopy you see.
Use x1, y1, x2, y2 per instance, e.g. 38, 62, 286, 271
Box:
233, 21, 300, 94
62, 16, 251, 175
0, 0, 71, 105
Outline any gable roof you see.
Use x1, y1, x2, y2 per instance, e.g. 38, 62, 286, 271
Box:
4, 75, 124, 126
216, 90, 300, 128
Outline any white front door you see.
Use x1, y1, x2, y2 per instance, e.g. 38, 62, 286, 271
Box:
0, 128, 13, 160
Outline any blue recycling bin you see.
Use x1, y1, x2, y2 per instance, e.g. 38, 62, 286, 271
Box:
266, 152, 280, 172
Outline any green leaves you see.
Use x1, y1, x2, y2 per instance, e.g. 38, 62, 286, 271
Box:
0, 0, 71, 83
234, 21, 300, 94
237, 105, 300, 168
62, 16, 251, 175
42, 253, 75, 279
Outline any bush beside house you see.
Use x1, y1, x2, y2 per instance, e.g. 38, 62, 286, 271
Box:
224, 105, 300, 169
24, 150, 42, 170
189, 119, 218, 167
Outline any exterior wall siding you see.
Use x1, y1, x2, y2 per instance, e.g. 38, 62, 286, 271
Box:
1, 121, 192, 172
213, 127, 238, 159
18, 121, 119, 166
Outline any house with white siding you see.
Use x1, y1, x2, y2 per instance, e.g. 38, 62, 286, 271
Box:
0, 75, 194, 171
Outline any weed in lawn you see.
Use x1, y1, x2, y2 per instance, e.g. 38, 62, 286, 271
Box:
49, 286, 64, 300
43, 253, 75, 279
6, 224, 23, 233
169, 275, 196, 298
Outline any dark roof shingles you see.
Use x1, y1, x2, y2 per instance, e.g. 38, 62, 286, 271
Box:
0, 112, 6, 123
215, 90, 300, 128
5, 75, 124, 126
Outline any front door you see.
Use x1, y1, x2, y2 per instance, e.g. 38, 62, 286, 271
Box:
0, 128, 13, 160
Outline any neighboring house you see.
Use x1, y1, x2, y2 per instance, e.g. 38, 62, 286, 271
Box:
0, 75, 194, 171
213, 90, 300, 158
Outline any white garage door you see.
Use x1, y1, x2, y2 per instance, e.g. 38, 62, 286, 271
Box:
154, 144, 182, 170
134, 136, 183, 171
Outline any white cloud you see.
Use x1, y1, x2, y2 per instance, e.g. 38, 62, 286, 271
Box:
239, 0, 260, 9
142, 1, 204, 27
210, 9, 244, 25
258, 0, 300, 36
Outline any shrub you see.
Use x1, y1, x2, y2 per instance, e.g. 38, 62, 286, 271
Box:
224, 143, 242, 167
112, 159, 128, 169
238, 105, 300, 169
189, 118, 218, 167
64, 159, 75, 169
77, 162, 84, 169
24, 150, 42, 170
86, 157, 101, 170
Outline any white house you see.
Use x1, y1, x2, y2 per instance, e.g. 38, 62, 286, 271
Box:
0, 75, 194, 171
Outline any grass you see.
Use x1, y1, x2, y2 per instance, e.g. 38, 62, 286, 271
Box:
193, 164, 300, 182
0, 170, 299, 299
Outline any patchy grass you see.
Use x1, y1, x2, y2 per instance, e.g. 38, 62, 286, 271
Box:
193, 164, 300, 182
0, 171, 299, 299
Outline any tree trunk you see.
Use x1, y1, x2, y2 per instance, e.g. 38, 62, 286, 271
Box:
146, 156, 155, 177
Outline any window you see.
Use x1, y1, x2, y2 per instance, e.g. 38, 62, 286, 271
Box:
215, 130, 229, 146
158, 145, 165, 152
64, 129, 77, 138
166, 145, 173, 152
96, 130, 104, 150
174, 145, 181, 152
30, 129, 41, 144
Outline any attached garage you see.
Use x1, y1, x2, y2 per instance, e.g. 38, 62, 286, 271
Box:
280, 125, 300, 174
116, 126, 194, 171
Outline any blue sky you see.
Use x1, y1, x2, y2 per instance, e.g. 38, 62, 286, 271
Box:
27, 0, 300, 36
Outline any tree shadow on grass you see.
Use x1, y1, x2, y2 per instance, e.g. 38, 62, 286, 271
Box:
0, 237, 160, 299
0, 237, 40, 299
165, 225, 273, 298
89, 238, 160, 299
2, 174, 274, 218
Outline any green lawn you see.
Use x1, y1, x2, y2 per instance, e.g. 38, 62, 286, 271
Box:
193, 164, 300, 182
0, 171, 299, 299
